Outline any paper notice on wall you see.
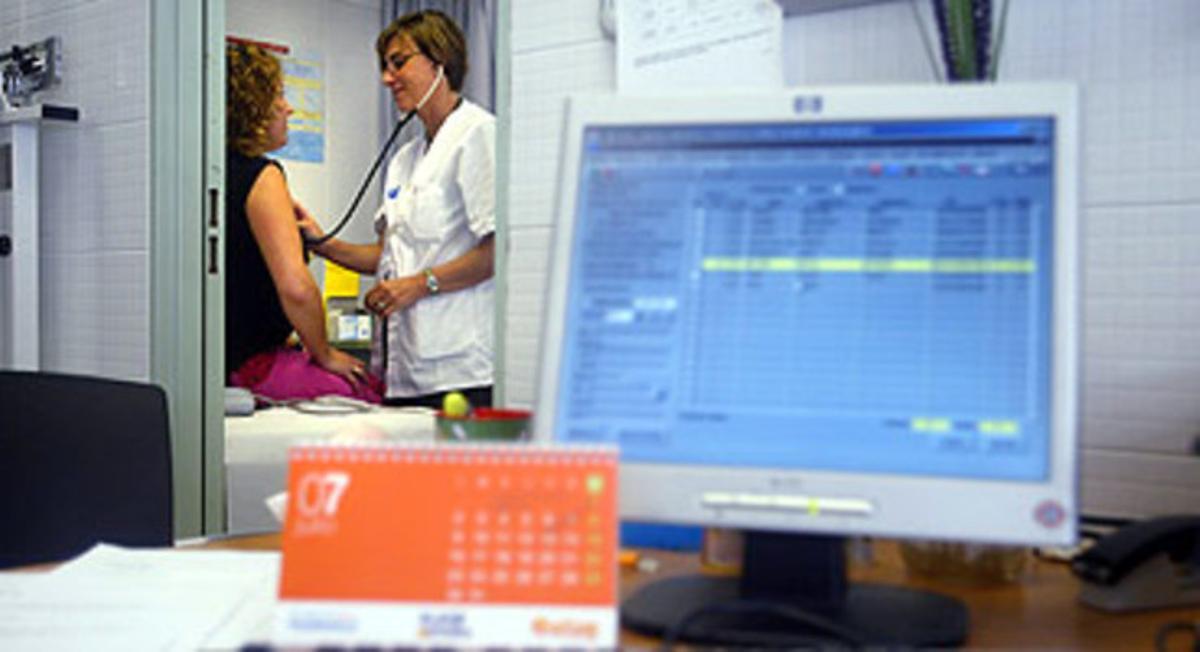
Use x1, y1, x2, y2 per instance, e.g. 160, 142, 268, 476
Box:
616, 0, 783, 93
276, 48, 325, 164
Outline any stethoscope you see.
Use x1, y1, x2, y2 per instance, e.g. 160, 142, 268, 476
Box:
304, 64, 447, 387
304, 64, 446, 248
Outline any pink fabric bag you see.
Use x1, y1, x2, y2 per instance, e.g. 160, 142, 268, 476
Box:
229, 347, 383, 404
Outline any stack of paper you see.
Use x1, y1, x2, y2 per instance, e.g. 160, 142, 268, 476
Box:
0, 544, 280, 651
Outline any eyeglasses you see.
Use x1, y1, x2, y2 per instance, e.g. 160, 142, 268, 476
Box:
384, 50, 421, 73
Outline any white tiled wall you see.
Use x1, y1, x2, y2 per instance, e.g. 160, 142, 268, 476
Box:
507, 2, 613, 404
1, 0, 151, 380
508, 0, 1200, 518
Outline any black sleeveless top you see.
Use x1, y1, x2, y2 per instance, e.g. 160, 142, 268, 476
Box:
225, 151, 294, 375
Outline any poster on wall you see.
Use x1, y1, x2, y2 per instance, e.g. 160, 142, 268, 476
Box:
275, 48, 325, 164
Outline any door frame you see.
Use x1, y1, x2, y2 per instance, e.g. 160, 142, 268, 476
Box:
494, 3, 512, 407
150, 0, 226, 538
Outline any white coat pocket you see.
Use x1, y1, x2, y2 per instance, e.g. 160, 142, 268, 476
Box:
407, 184, 450, 241
413, 291, 475, 359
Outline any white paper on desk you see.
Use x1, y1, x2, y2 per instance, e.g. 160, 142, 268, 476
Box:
0, 574, 247, 651
616, 0, 783, 93
51, 542, 280, 581
0, 544, 281, 651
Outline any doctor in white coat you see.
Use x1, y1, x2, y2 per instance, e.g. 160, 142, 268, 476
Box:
299, 9, 495, 409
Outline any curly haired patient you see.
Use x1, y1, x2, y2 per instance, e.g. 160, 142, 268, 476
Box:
224, 43, 382, 403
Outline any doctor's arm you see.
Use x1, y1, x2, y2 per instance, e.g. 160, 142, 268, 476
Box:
365, 234, 494, 317
245, 167, 365, 382
294, 202, 382, 274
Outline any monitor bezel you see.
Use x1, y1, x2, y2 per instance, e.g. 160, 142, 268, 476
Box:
533, 84, 1080, 546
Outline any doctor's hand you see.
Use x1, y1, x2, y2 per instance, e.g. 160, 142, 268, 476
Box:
293, 201, 327, 245
364, 276, 425, 317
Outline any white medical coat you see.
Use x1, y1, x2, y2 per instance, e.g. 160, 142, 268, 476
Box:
372, 100, 495, 398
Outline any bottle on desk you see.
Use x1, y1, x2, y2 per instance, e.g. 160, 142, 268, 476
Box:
701, 527, 744, 573
899, 540, 1028, 585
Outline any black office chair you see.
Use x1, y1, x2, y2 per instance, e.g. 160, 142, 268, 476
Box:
0, 371, 173, 568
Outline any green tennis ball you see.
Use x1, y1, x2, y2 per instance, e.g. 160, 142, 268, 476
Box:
442, 391, 471, 418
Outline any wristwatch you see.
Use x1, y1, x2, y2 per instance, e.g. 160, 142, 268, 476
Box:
422, 268, 440, 295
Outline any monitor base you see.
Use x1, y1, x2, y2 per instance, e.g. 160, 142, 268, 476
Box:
621, 574, 968, 647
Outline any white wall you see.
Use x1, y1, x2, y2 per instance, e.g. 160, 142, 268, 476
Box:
227, 0, 385, 272
507, 1, 615, 403
508, 0, 1200, 518
0, 0, 151, 380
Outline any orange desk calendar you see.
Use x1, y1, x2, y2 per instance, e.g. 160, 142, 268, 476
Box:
274, 442, 619, 648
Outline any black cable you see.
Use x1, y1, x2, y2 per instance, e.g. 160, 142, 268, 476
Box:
659, 598, 868, 650
932, 0, 956, 81
1155, 620, 1199, 652
379, 312, 388, 390
304, 109, 418, 248
972, 0, 992, 81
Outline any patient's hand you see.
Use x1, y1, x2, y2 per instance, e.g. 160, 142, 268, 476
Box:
315, 348, 367, 387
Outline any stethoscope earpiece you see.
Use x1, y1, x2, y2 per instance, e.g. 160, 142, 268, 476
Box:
415, 65, 446, 112
304, 60, 446, 249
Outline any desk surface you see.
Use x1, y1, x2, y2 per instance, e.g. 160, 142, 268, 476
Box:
200, 533, 1199, 649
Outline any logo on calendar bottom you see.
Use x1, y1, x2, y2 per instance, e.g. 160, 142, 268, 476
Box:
287, 610, 358, 634
531, 616, 599, 641
418, 611, 471, 639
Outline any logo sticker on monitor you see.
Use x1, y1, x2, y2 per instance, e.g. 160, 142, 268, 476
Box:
1034, 500, 1066, 528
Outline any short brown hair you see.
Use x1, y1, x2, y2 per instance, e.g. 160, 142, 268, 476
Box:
376, 10, 468, 92
226, 43, 282, 157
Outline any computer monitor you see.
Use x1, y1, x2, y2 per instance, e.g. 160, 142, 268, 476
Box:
534, 84, 1079, 647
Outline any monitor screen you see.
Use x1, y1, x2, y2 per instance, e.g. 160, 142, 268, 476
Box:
534, 85, 1079, 549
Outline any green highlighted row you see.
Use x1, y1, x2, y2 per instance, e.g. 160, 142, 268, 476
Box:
702, 257, 1035, 274
910, 418, 1020, 436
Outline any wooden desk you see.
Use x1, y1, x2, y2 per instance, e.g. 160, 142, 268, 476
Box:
197, 533, 1199, 649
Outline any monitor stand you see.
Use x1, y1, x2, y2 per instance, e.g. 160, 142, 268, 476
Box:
621, 530, 968, 647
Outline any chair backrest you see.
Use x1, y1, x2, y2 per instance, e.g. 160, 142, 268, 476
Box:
0, 371, 173, 568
